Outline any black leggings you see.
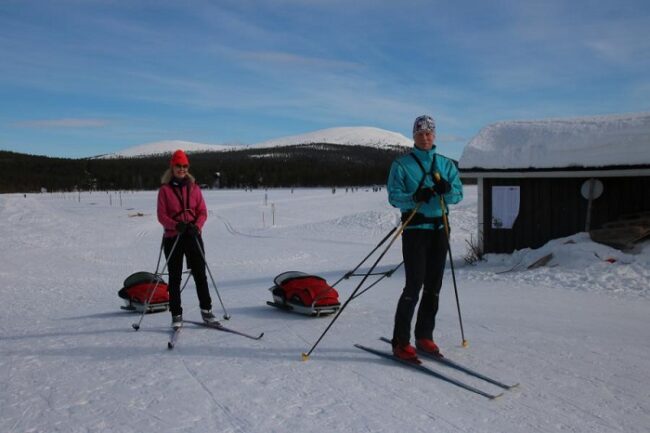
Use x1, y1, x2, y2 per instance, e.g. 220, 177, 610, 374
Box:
392, 229, 448, 345
163, 234, 212, 316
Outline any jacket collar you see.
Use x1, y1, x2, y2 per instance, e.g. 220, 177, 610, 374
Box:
412, 145, 437, 162
170, 177, 188, 187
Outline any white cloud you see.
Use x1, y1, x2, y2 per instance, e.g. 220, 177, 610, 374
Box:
14, 118, 110, 128
237, 50, 362, 71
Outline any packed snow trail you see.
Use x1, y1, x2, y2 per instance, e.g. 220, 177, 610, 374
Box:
1, 188, 649, 433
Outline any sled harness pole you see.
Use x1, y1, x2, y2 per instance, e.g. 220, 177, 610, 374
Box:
155, 239, 192, 295
301, 205, 421, 361
192, 234, 231, 320
435, 172, 467, 348
132, 235, 182, 330
330, 226, 398, 288
349, 261, 404, 299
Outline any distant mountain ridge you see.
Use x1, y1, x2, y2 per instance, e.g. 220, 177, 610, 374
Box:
249, 126, 412, 149
100, 140, 235, 158
102, 126, 412, 158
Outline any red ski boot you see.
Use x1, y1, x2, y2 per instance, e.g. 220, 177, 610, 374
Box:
416, 338, 442, 357
393, 342, 420, 363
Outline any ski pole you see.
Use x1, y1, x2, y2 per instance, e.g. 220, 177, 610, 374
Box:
434, 173, 468, 348
192, 234, 231, 320
179, 270, 192, 294
132, 235, 182, 330
352, 261, 403, 299
330, 226, 398, 288
153, 238, 165, 272
301, 205, 421, 361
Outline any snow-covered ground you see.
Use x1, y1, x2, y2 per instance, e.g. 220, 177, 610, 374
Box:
1, 186, 648, 433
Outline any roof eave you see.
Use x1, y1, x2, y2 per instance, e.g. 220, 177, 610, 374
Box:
460, 165, 650, 178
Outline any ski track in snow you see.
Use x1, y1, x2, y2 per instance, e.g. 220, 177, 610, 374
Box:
1, 187, 649, 433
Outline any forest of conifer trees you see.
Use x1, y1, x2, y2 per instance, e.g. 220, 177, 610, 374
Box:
1, 144, 412, 193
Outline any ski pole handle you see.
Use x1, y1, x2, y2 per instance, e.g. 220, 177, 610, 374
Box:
434, 173, 450, 235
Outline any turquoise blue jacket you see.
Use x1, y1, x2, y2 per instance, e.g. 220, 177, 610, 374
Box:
387, 146, 463, 230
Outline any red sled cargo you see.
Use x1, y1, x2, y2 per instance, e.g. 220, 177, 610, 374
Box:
118, 271, 169, 314
267, 271, 340, 316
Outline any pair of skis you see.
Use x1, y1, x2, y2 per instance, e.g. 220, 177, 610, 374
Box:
354, 337, 518, 399
168, 320, 264, 349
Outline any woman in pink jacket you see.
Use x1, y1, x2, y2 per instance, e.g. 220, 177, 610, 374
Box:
157, 149, 216, 329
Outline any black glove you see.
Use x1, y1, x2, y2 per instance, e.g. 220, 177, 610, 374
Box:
175, 221, 188, 233
186, 223, 199, 236
413, 187, 435, 203
433, 178, 451, 195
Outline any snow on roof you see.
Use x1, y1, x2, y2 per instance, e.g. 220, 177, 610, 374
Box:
459, 112, 650, 170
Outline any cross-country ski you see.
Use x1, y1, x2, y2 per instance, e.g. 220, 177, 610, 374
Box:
184, 320, 264, 340
354, 344, 503, 400
167, 326, 182, 349
379, 336, 518, 390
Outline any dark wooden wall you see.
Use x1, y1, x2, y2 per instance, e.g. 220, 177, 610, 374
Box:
482, 175, 650, 253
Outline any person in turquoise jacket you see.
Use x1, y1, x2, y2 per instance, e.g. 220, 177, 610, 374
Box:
387, 114, 463, 361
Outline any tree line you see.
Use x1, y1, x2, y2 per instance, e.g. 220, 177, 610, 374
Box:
0, 144, 412, 193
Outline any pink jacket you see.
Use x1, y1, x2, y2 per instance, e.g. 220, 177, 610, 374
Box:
157, 182, 208, 237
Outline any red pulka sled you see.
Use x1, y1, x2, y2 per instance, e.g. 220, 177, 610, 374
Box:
267, 271, 340, 317
118, 271, 170, 314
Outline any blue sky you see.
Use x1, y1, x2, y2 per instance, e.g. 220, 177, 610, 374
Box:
1, 0, 649, 159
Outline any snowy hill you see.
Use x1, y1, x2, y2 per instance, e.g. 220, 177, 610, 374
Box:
101, 140, 238, 158
250, 126, 412, 149
102, 127, 412, 158
459, 112, 650, 169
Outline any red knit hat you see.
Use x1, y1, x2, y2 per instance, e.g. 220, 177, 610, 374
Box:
170, 149, 189, 167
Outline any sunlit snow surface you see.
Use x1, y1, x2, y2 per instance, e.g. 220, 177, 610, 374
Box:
1, 186, 648, 433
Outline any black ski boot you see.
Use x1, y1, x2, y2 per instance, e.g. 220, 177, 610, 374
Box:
201, 309, 219, 325
171, 314, 183, 329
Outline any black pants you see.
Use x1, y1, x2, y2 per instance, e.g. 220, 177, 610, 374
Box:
392, 228, 448, 345
163, 234, 212, 316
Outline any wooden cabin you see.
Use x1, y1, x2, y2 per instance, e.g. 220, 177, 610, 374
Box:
459, 113, 650, 253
